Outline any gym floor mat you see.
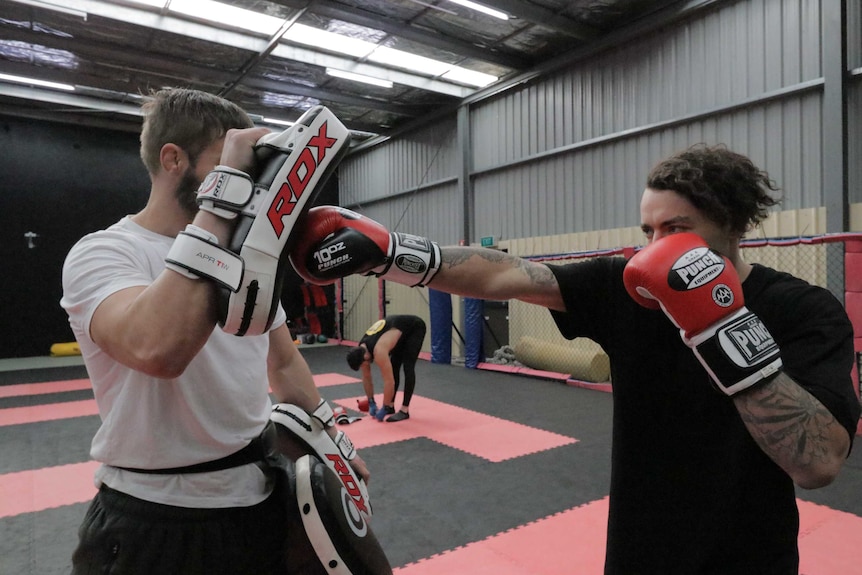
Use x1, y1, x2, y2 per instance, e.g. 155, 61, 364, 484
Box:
1, 344, 861, 574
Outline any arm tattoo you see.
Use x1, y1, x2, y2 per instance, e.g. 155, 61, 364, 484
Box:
735, 373, 839, 469
441, 247, 558, 289
441, 247, 504, 268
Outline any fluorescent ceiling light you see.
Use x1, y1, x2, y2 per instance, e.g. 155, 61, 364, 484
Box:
261, 117, 295, 127
441, 67, 497, 88
0, 73, 74, 91
125, 0, 495, 89
326, 68, 393, 88
447, 0, 508, 20
169, 0, 283, 35
287, 24, 374, 58
368, 47, 450, 76
126, 0, 284, 35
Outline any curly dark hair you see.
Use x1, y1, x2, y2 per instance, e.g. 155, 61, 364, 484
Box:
645, 144, 781, 235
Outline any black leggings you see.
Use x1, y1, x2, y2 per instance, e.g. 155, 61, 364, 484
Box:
391, 322, 426, 408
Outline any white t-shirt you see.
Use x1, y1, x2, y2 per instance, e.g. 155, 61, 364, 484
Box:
61, 217, 287, 508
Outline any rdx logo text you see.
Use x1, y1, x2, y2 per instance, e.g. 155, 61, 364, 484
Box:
325, 453, 369, 516
267, 121, 339, 238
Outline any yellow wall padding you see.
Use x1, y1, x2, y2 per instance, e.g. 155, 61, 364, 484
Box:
514, 336, 610, 383
50, 342, 81, 356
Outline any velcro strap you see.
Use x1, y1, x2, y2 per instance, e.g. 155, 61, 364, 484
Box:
689, 308, 783, 396
196, 166, 255, 219
334, 431, 356, 461
311, 399, 336, 428
374, 233, 441, 287
271, 403, 371, 521
165, 224, 244, 291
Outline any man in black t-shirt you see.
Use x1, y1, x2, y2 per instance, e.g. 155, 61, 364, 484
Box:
347, 315, 427, 422
290, 144, 862, 574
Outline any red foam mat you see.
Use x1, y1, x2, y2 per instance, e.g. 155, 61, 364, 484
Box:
395, 498, 609, 574
0, 399, 99, 426
0, 378, 91, 399
0, 374, 356, 426
313, 373, 362, 387
333, 394, 577, 462
798, 500, 862, 574
0, 461, 100, 518
394, 497, 862, 575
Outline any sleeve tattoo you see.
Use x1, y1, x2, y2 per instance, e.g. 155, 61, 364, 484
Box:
735, 373, 842, 469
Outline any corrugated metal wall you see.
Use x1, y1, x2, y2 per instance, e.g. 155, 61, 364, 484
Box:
335, 0, 861, 343
340, 118, 462, 244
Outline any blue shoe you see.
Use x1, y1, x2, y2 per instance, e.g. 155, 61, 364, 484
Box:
375, 405, 395, 422
368, 400, 378, 417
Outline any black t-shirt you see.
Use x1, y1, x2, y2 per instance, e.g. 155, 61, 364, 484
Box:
550, 258, 860, 575
360, 315, 425, 359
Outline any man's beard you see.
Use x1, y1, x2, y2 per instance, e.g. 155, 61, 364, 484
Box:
175, 168, 201, 220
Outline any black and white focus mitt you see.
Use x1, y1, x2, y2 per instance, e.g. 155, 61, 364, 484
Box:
166, 105, 351, 336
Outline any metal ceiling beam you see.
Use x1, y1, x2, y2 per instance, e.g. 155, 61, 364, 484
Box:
6, 0, 472, 97
0, 83, 393, 137
0, 28, 421, 117
485, 0, 600, 40
303, 0, 531, 70
352, 0, 730, 152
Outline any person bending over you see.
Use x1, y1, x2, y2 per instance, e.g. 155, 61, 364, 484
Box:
293, 144, 861, 575
346, 315, 427, 422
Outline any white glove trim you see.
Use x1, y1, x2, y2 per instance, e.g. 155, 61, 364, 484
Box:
196, 166, 255, 219
311, 398, 336, 428
165, 224, 244, 291
375, 233, 442, 287
687, 307, 783, 396
271, 403, 371, 521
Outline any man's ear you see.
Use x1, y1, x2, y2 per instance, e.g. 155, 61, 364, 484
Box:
159, 143, 186, 174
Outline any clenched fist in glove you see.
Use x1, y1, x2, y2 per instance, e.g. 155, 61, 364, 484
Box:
290, 206, 441, 287
623, 232, 782, 396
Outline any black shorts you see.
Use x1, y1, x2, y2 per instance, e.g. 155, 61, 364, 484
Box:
71, 483, 290, 575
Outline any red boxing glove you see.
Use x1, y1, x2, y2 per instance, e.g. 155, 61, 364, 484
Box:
623, 233, 782, 396
290, 206, 441, 287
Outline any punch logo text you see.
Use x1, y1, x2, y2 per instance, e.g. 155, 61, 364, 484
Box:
670, 248, 725, 290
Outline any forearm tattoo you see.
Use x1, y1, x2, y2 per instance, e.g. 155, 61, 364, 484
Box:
735, 373, 839, 469
441, 246, 508, 268
441, 247, 557, 287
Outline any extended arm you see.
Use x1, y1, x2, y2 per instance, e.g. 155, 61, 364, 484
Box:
290, 206, 567, 311
360, 362, 375, 399
431, 246, 566, 311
